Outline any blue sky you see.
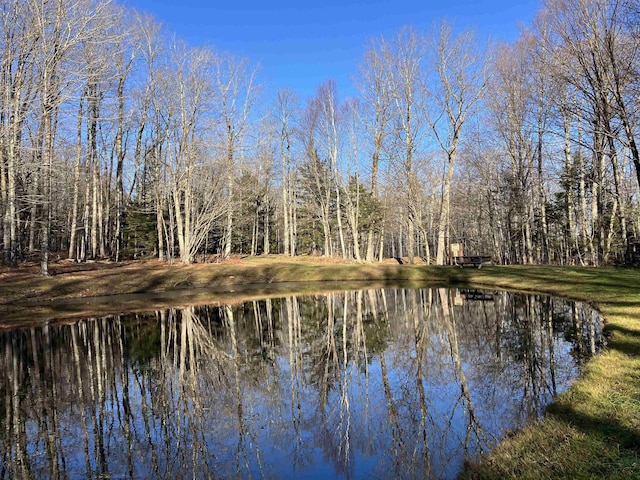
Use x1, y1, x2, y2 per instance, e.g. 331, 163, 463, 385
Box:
123, 0, 540, 98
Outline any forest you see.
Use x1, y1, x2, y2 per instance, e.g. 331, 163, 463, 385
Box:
1, 0, 640, 274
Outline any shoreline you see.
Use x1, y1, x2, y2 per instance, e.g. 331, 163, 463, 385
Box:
1, 257, 639, 478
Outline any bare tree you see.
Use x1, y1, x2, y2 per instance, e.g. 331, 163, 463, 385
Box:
538, 0, 637, 264
356, 41, 393, 261
215, 53, 258, 259
165, 41, 228, 264
299, 96, 333, 256
275, 88, 298, 255
33, 0, 113, 275
427, 21, 488, 265
136, 15, 170, 261
343, 99, 364, 260
384, 26, 426, 264
489, 41, 539, 264
111, 6, 137, 262
0, 0, 40, 265
316, 80, 347, 258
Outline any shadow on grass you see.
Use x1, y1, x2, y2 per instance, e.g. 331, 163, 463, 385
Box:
547, 403, 640, 452
466, 266, 640, 292
604, 324, 640, 357
607, 324, 640, 337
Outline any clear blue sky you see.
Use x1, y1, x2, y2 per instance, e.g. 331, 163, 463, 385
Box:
123, 0, 540, 98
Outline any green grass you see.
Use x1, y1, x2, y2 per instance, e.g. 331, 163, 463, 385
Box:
1, 258, 639, 478
451, 266, 640, 479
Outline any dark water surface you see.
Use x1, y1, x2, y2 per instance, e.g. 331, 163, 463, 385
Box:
0, 288, 603, 479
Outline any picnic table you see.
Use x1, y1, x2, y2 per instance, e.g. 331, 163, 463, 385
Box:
453, 255, 492, 268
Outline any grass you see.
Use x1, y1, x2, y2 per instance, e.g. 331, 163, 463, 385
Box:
455, 266, 640, 479
0, 256, 451, 323
1, 256, 639, 478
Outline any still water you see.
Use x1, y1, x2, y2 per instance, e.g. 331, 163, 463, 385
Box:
0, 288, 602, 479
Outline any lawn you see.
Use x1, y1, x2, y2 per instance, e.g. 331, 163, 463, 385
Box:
455, 266, 640, 479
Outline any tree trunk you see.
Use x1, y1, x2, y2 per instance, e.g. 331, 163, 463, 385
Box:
98, 174, 106, 258
223, 135, 234, 258
3, 128, 16, 265
115, 72, 126, 262
435, 157, 453, 265
436, 147, 457, 265
155, 189, 165, 262
378, 222, 385, 262
28, 168, 38, 253
173, 184, 187, 263
291, 184, 298, 255
366, 147, 380, 261
1, 139, 7, 262
608, 134, 627, 252
251, 204, 258, 256
40, 111, 55, 276
562, 104, 577, 264
347, 194, 361, 261
537, 108, 549, 264
263, 206, 270, 255
89, 79, 99, 259
335, 186, 346, 258
68, 94, 85, 260
282, 173, 290, 256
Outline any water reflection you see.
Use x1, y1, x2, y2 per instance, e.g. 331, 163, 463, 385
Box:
0, 288, 602, 479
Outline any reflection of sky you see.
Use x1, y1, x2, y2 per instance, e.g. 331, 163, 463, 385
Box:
2, 290, 602, 480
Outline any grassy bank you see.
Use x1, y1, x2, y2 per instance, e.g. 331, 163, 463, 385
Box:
455, 266, 640, 479
0, 256, 450, 322
0, 257, 639, 478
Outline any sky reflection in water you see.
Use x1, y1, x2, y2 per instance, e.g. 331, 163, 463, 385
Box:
0, 288, 603, 479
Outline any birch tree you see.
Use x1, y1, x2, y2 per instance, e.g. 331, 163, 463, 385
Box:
1, 0, 38, 265
316, 80, 347, 258
275, 88, 298, 256
384, 26, 426, 264
215, 53, 258, 259
112, 6, 136, 262
427, 21, 487, 265
166, 42, 226, 264
356, 41, 393, 261
540, 0, 637, 263
299, 96, 333, 255
33, 0, 112, 275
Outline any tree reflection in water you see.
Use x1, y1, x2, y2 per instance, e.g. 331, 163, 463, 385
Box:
0, 288, 603, 479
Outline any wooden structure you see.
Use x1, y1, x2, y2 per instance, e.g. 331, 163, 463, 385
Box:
450, 243, 463, 261
460, 289, 495, 301
453, 255, 492, 268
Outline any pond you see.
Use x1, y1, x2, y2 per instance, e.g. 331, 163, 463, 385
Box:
0, 287, 603, 479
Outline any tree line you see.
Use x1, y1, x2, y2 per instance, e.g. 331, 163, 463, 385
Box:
1, 0, 639, 273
